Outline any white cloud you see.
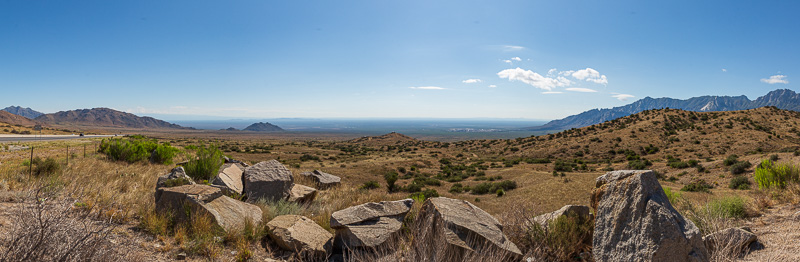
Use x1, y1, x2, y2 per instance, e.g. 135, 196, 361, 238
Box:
409, 86, 446, 90
547, 68, 557, 76
542, 91, 563, 94
565, 87, 598, 93
722, 69, 727, 72
488, 85, 497, 88
511, 57, 521, 61
502, 45, 525, 51
497, 67, 572, 91
462, 79, 482, 84
571, 68, 608, 85
611, 93, 635, 101
761, 75, 788, 84
502, 59, 513, 64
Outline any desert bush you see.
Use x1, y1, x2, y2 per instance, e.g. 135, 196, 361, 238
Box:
681, 180, 713, 193
409, 189, 439, 201
729, 161, 751, 175
0, 190, 123, 261
449, 183, 464, 194
359, 181, 380, 190
723, 155, 739, 166
99, 137, 179, 164
470, 180, 517, 195
663, 186, 682, 206
183, 146, 224, 181
729, 176, 751, 190
384, 172, 398, 193
299, 154, 320, 162
628, 159, 652, 169
754, 159, 800, 189
506, 210, 593, 261
29, 157, 62, 176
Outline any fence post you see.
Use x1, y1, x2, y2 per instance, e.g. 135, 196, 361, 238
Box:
29, 146, 33, 178
66, 145, 69, 166
84, 144, 86, 158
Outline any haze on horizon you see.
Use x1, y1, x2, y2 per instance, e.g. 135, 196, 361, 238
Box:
1, 1, 798, 120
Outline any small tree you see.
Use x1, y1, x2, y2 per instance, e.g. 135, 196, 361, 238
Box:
384, 172, 399, 193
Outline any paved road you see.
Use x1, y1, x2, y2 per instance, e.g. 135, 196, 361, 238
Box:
0, 135, 116, 142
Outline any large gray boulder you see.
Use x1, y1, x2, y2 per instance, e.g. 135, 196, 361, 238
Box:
155, 166, 195, 202
288, 184, 317, 204
267, 215, 332, 259
301, 170, 341, 189
703, 227, 757, 257
413, 197, 522, 261
243, 160, 294, 203
533, 205, 591, 228
212, 163, 244, 195
591, 170, 709, 261
155, 184, 262, 232
330, 199, 413, 250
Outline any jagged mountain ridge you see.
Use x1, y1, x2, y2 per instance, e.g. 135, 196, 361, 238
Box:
35, 108, 188, 129
2, 106, 44, 119
531, 89, 800, 131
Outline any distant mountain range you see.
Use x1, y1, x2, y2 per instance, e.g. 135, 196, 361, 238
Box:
243, 122, 283, 132
530, 89, 800, 131
34, 108, 188, 129
2, 106, 43, 119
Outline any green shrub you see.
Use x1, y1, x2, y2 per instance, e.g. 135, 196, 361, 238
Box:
681, 180, 713, 193
449, 183, 464, 194
299, 154, 320, 162
728, 176, 750, 190
403, 183, 423, 193
359, 181, 380, 190
723, 155, 739, 166
627, 159, 652, 169
384, 172, 398, 193
99, 137, 179, 164
706, 196, 746, 219
470, 180, 517, 195
164, 177, 193, 188
526, 213, 593, 260
496, 189, 505, 197
409, 189, 439, 201
183, 146, 224, 181
729, 161, 751, 175
662, 187, 681, 206
30, 157, 62, 176
754, 159, 800, 189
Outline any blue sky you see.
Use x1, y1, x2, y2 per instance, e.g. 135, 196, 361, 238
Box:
1, 0, 798, 120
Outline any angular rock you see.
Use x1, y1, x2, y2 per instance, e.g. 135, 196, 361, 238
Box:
155, 184, 262, 232
155, 167, 195, 202
301, 170, 341, 189
413, 197, 522, 261
224, 156, 249, 167
591, 170, 709, 261
330, 199, 413, 250
703, 227, 757, 256
533, 205, 591, 228
330, 199, 413, 227
212, 163, 244, 195
288, 184, 317, 203
243, 160, 294, 203
267, 215, 332, 259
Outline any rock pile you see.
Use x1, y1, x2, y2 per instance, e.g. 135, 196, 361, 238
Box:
330, 199, 413, 251
243, 160, 294, 203
267, 215, 332, 259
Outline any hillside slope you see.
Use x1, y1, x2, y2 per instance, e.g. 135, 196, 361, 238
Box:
532, 89, 800, 131
0, 110, 38, 127
2, 106, 44, 119
243, 122, 283, 132
35, 108, 187, 129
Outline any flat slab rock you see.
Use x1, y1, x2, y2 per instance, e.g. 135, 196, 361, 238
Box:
288, 184, 317, 203
154, 166, 196, 202
592, 170, 709, 262
301, 170, 341, 189
704, 227, 757, 256
267, 215, 332, 258
155, 184, 262, 232
212, 163, 244, 195
330, 199, 413, 227
414, 197, 522, 261
243, 160, 294, 203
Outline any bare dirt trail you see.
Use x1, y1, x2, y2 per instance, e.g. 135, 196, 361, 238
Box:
741, 204, 800, 261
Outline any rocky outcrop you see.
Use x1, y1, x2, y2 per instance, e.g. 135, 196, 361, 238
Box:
155, 184, 262, 232
154, 167, 195, 203
301, 170, 341, 189
703, 227, 757, 256
533, 205, 591, 228
288, 184, 317, 203
212, 163, 244, 195
330, 199, 413, 250
224, 156, 249, 167
267, 215, 332, 259
591, 170, 709, 261
243, 160, 293, 203
413, 197, 522, 261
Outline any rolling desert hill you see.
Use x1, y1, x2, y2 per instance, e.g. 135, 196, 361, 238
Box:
532, 89, 800, 131
0, 110, 38, 127
350, 132, 419, 146
34, 108, 188, 129
243, 122, 283, 132
1, 106, 44, 119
